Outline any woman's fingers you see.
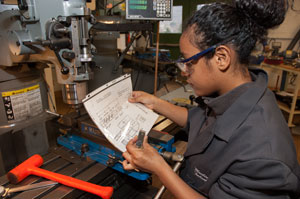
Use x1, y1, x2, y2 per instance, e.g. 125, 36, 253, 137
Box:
122, 151, 132, 162
126, 136, 138, 153
129, 91, 142, 102
122, 159, 137, 170
143, 135, 148, 146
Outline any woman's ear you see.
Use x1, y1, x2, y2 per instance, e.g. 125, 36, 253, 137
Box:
213, 45, 232, 71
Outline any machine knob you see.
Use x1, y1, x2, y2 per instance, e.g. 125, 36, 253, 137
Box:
81, 143, 89, 154
61, 67, 69, 75
62, 51, 75, 60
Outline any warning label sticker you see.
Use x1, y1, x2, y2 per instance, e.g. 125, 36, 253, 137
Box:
2, 84, 43, 122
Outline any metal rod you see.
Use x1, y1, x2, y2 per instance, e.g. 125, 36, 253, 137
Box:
154, 21, 160, 96
153, 161, 183, 199
8, 181, 58, 193
45, 109, 61, 117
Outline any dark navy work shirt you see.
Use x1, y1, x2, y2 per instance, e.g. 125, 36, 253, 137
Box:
180, 69, 300, 198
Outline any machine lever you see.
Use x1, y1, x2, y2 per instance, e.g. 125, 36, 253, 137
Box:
45, 110, 62, 118
17, 0, 28, 10
154, 151, 184, 199
107, 155, 140, 172
54, 51, 69, 75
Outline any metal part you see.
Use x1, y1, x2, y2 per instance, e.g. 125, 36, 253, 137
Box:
1, 181, 58, 197
106, 154, 141, 173
154, 161, 183, 199
0, 4, 19, 12
154, 151, 184, 199
45, 110, 61, 118
160, 151, 184, 163
106, 154, 122, 167
0, 0, 94, 107
17, 0, 28, 11
92, 21, 153, 32
80, 143, 89, 159
62, 82, 88, 105
136, 130, 145, 148
54, 50, 69, 75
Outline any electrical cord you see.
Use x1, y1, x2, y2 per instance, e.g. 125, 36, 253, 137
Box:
133, 67, 141, 90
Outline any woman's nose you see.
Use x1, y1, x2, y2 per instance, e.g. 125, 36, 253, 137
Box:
181, 70, 189, 77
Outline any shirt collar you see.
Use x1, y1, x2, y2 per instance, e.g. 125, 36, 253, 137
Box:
203, 82, 253, 116
213, 68, 268, 141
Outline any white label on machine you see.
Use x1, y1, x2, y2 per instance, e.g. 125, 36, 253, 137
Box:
2, 84, 43, 122
83, 74, 158, 152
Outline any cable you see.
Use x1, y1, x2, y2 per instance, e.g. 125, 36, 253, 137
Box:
164, 84, 169, 93
96, 0, 106, 9
112, 32, 141, 73
133, 67, 141, 90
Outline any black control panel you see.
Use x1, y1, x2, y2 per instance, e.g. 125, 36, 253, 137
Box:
126, 0, 172, 20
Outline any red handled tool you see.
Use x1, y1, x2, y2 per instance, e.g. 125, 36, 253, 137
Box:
7, 154, 113, 199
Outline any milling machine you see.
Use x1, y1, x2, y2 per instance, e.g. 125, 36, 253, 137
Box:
0, 0, 180, 198
0, 0, 99, 175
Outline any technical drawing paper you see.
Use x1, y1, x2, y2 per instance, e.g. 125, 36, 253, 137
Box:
83, 74, 159, 152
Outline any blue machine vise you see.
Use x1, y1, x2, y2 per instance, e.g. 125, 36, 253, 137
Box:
57, 130, 176, 181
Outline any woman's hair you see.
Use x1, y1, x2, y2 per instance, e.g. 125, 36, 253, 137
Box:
183, 0, 286, 65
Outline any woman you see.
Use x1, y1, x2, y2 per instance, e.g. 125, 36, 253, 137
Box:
122, 0, 300, 198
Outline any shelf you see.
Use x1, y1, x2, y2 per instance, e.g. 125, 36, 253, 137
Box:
260, 63, 300, 127
277, 100, 300, 114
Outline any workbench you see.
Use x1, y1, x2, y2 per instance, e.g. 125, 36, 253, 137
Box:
260, 62, 300, 127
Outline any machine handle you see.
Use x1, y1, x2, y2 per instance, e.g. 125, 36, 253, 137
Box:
17, 0, 28, 10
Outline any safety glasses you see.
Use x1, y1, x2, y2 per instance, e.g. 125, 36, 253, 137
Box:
175, 45, 217, 73
175, 36, 236, 73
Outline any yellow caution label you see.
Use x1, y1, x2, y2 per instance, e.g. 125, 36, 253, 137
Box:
2, 84, 40, 97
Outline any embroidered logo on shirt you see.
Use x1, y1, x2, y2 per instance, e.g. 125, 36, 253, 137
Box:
194, 167, 208, 182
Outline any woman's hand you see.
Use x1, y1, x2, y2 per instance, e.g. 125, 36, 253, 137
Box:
122, 135, 206, 199
122, 135, 168, 174
128, 91, 159, 110
129, 90, 188, 129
